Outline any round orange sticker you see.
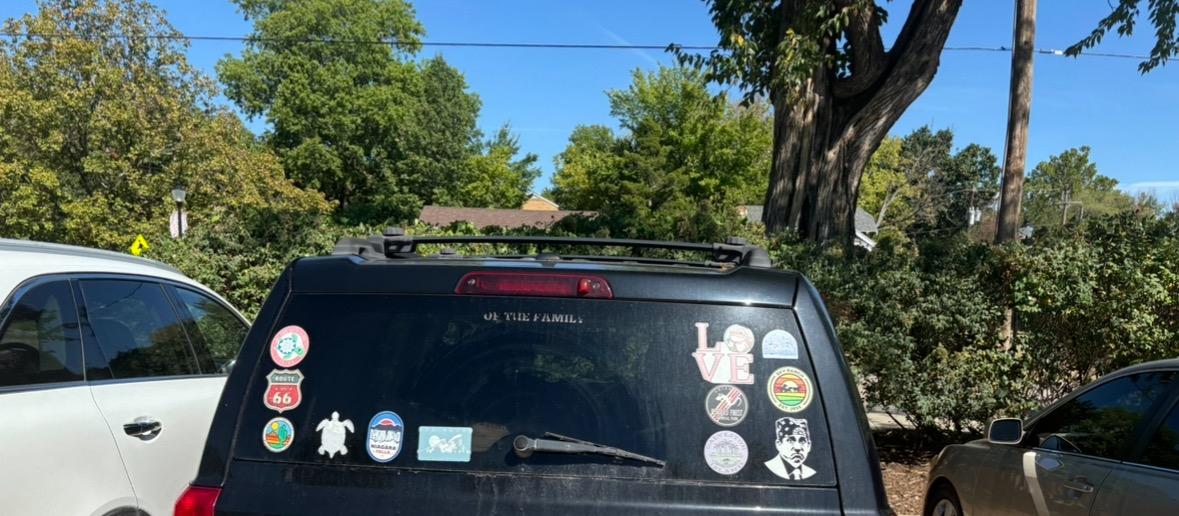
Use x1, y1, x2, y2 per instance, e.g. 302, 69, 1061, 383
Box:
767, 366, 813, 413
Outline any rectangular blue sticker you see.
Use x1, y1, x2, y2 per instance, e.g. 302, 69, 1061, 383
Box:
417, 426, 472, 462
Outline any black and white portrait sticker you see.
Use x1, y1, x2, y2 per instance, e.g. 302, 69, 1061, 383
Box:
691, 322, 755, 384
764, 417, 816, 480
705, 385, 748, 427
761, 329, 799, 360
704, 430, 748, 475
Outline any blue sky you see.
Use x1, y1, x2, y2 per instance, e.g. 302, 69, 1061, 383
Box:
3, 1, 1177, 201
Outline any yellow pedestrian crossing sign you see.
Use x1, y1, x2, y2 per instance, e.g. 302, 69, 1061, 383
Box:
130, 235, 150, 256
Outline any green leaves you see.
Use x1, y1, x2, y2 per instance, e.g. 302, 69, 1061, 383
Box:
0, 0, 329, 250
218, 0, 526, 224
550, 66, 772, 241
858, 127, 1001, 235
1067, 0, 1179, 73
769, 212, 1179, 432
1023, 146, 1141, 228
450, 125, 541, 209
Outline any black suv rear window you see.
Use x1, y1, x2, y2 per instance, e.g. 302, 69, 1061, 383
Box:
235, 294, 834, 485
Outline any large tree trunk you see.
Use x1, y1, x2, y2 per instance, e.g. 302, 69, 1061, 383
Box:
763, 0, 963, 244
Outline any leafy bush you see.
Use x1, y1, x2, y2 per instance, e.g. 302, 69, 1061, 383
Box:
765, 213, 1179, 433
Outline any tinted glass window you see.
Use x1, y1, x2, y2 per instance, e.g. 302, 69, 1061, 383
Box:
174, 287, 247, 374
235, 294, 833, 486
0, 280, 83, 387
1142, 400, 1179, 471
1033, 372, 1174, 460
80, 280, 197, 379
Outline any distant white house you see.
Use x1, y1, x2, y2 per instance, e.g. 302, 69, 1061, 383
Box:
739, 205, 880, 251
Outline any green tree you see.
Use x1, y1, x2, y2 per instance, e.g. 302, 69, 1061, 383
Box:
550, 67, 772, 241
859, 127, 1000, 235
676, 0, 964, 243
0, 0, 328, 249
857, 137, 908, 229
218, 0, 496, 223
451, 125, 542, 209
679, 0, 1178, 245
1023, 147, 1137, 228
549, 125, 622, 211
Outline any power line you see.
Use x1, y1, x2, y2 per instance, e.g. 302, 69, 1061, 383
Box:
0, 31, 714, 50
0, 31, 1174, 63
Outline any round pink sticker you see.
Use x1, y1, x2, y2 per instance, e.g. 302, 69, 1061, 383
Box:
270, 325, 310, 367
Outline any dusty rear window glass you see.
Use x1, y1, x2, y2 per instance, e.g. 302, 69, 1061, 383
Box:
236, 294, 833, 486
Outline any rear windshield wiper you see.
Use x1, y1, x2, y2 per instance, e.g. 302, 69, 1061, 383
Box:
513, 432, 666, 468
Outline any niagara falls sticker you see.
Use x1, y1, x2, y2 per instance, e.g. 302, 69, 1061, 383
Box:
767, 367, 813, 413
366, 411, 404, 463
761, 329, 799, 360
263, 417, 294, 453
691, 323, 754, 384
704, 430, 748, 475
705, 385, 748, 427
270, 325, 309, 367
263, 369, 303, 413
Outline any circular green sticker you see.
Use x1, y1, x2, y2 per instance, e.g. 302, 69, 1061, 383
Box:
263, 417, 295, 452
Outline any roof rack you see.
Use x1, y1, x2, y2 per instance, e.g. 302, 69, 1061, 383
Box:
332, 227, 772, 268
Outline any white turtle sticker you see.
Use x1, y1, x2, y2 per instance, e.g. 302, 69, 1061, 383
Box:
691, 322, 754, 384
704, 430, 748, 475
762, 329, 799, 359
316, 411, 355, 458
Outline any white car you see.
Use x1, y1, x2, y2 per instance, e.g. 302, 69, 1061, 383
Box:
0, 239, 249, 516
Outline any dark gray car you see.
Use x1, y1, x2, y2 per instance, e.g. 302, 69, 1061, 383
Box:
924, 358, 1179, 516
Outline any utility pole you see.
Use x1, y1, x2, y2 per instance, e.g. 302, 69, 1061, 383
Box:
1061, 189, 1070, 225
995, 0, 1036, 244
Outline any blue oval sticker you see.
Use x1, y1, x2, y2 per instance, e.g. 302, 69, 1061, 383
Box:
366, 411, 404, 463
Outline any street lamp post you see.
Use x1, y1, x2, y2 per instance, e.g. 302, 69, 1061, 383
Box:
171, 186, 187, 238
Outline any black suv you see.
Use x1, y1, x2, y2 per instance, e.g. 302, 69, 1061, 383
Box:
179, 232, 888, 515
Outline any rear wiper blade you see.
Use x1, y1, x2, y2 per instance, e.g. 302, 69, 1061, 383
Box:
512, 432, 666, 468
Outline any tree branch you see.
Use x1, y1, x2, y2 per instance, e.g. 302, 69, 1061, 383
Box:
836, 0, 962, 168
833, 0, 886, 98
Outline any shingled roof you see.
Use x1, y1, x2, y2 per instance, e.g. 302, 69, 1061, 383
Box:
417, 205, 597, 230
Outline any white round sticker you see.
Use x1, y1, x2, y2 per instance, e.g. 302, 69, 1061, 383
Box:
704, 430, 748, 475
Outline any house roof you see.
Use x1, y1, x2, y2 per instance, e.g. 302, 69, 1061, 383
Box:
523, 194, 560, 210
740, 205, 879, 234
418, 205, 597, 230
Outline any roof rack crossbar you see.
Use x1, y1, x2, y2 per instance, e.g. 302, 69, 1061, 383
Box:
486, 254, 720, 268
332, 230, 773, 268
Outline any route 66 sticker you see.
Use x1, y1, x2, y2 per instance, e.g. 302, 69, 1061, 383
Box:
263, 369, 303, 413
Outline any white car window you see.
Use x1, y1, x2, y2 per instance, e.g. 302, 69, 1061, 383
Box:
0, 279, 84, 387
172, 287, 247, 373
80, 279, 198, 379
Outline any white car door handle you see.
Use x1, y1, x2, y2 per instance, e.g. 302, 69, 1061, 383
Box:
1064, 480, 1095, 494
123, 419, 161, 438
